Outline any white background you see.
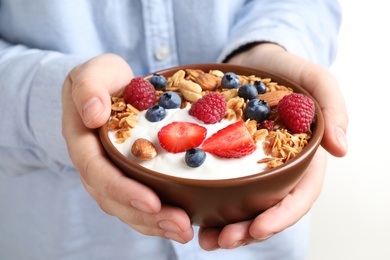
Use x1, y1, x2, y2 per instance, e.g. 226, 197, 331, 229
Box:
307, 1, 390, 259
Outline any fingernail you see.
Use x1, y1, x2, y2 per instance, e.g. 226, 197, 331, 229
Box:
159, 220, 182, 233
164, 231, 186, 244
159, 220, 190, 244
83, 97, 103, 124
335, 126, 348, 154
130, 200, 154, 213
253, 234, 272, 242
226, 240, 247, 249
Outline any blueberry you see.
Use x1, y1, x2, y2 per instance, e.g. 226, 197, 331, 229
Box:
221, 72, 240, 89
245, 99, 271, 123
185, 148, 206, 168
149, 74, 167, 90
145, 105, 167, 122
238, 84, 258, 100
158, 91, 182, 109
254, 81, 267, 94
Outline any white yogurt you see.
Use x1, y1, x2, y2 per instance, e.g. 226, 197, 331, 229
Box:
109, 107, 271, 180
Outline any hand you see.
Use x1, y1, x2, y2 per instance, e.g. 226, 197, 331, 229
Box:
62, 54, 193, 244
198, 43, 348, 250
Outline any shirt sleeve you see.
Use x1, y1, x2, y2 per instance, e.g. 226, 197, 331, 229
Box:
0, 39, 84, 173
218, 0, 342, 67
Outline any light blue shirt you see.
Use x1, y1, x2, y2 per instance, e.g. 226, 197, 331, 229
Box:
0, 0, 341, 259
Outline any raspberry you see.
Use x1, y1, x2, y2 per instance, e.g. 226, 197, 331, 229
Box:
189, 92, 226, 124
277, 93, 315, 133
123, 77, 157, 111
259, 120, 275, 132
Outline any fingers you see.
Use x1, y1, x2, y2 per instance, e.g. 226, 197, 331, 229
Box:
249, 147, 327, 240
199, 221, 252, 250
199, 147, 327, 250
63, 69, 193, 243
61, 53, 158, 212
82, 178, 193, 243
62, 54, 194, 244
124, 204, 193, 243
198, 227, 223, 250
62, 77, 162, 214
69, 53, 134, 128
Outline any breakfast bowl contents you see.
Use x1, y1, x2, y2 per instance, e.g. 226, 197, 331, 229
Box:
99, 63, 324, 227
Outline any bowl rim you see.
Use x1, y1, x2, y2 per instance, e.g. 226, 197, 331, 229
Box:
99, 63, 324, 187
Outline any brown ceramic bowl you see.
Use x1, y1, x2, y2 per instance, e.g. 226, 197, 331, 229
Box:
99, 63, 324, 227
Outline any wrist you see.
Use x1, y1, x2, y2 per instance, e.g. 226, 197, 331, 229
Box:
226, 42, 286, 66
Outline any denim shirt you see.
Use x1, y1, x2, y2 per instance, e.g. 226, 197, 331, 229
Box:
0, 0, 341, 259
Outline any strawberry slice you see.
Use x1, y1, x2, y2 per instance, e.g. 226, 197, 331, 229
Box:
158, 122, 207, 153
201, 121, 256, 158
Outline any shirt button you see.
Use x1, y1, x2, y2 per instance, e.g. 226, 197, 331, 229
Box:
155, 46, 170, 61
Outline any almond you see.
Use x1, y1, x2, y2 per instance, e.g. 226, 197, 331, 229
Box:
195, 73, 219, 91
185, 69, 204, 81
258, 91, 290, 107
131, 138, 157, 161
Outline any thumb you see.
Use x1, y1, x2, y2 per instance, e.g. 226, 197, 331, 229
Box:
227, 43, 348, 157
67, 53, 134, 129
298, 62, 348, 157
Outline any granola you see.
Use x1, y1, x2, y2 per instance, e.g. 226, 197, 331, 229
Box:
109, 97, 139, 144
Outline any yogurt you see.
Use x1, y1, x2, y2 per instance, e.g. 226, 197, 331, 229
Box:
109, 106, 271, 180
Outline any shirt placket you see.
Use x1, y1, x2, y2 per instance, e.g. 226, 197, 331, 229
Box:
142, 0, 178, 72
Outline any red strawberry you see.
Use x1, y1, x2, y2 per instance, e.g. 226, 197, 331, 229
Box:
189, 92, 226, 124
158, 122, 207, 153
277, 93, 315, 133
123, 77, 157, 111
201, 121, 256, 158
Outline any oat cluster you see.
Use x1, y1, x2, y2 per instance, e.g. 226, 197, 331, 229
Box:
108, 68, 312, 169
108, 96, 139, 144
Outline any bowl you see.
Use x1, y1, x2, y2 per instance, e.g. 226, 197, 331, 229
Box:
99, 63, 324, 227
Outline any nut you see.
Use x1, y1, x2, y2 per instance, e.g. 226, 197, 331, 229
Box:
185, 69, 204, 81
195, 73, 219, 91
131, 138, 157, 160
208, 69, 225, 78
178, 79, 202, 103
258, 90, 290, 107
